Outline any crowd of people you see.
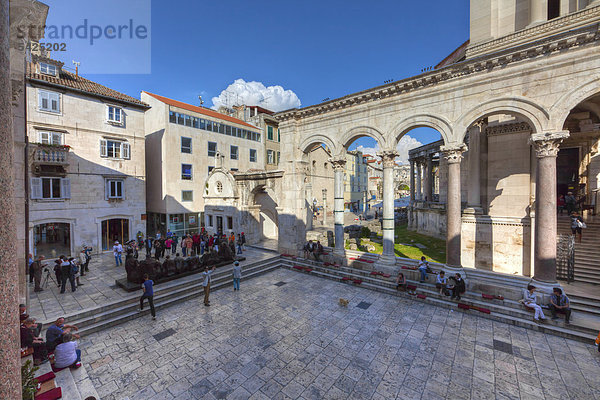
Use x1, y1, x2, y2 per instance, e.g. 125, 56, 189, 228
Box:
28, 245, 92, 295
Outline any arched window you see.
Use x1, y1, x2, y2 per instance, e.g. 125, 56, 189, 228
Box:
216, 181, 223, 194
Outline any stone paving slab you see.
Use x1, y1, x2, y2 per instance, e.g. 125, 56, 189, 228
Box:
28, 247, 275, 322
79, 269, 600, 400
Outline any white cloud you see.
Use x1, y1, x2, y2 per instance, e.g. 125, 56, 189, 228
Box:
355, 135, 423, 165
211, 79, 301, 112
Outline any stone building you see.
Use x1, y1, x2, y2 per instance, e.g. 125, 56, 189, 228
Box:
275, 0, 600, 297
142, 92, 265, 237
26, 57, 149, 257
344, 150, 368, 212
304, 144, 334, 228
366, 155, 383, 209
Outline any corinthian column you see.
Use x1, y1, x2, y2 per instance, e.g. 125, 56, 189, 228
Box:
441, 144, 467, 269
376, 151, 399, 271
416, 161, 422, 200
330, 158, 347, 257
424, 156, 433, 202
530, 131, 569, 285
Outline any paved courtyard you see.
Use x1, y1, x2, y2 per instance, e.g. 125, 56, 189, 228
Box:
80, 269, 600, 400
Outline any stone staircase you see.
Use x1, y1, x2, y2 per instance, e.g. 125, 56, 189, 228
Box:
557, 217, 600, 285
281, 255, 600, 344
40, 255, 281, 336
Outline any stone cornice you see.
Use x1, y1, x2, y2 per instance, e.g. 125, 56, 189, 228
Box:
486, 121, 531, 137
466, 5, 600, 58
275, 21, 600, 123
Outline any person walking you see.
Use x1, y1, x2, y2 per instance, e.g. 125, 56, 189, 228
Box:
570, 211, 584, 243
236, 234, 243, 255
28, 253, 34, 283
232, 261, 242, 291
171, 235, 178, 255
113, 241, 123, 266
565, 191, 577, 214
241, 232, 246, 251
139, 274, 156, 320
202, 265, 216, 306
79, 248, 87, 277
82, 245, 92, 274
32, 255, 45, 292
60, 256, 76, 293
69, 257, 83, 287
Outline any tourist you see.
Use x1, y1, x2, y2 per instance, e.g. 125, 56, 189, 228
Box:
303, 240, 314, 259
436, 271, 449, 296
171, 235, 178, 255
165, 236, 173, 255
60, 256, 76, 293
145, 237, 153, 257
136, 230, 144, 245
522, 285, 547, 322
53, 259, 62, 287
20, 318, 48, 365
241, 232, 246, 250
28, 253, 34, 283
208, 235, 214, 252
139, 274, 156, 320
395, 272, 407, 291
113, 241, 123, 266
418, 256, 429, 283
184, 235, 193, 256
236, 233, 243, 254
156, 231, 161, 240
449, 273, 466, 300
174, 253, 184, 274
53, 333, 81, 369
166, 229, 173, 238
45, 317, 79, 351
153, 239, 163, 260
313, 241, 324, 261
78, 248, 87, 277
202, 265, 216, 306
82, 245, 92, 274
570, 211, 584, 243
565, 191, 577, 214
557, 194, 565, 215
233, 261, 242, 291
31, 255, 45, 292
69, 257, 83, 287
193, 233, 201, 255
19, 304, 41, 336
549, 287, 571, 324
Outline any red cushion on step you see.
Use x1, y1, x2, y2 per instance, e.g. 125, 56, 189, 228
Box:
305, 269, 313, 273
322, 252, 329, 255
50, 364, 66, 373
406, 285, 417, 290
416, 294, 426, 299
281, 254, 293, 257
353, 280, 362, 284
35, 387, 61, 400
349, 257, 357, 260
382, 274, 391, 278
293, 266, 303, 270
35, 372, 56, 384
482, 294, 494, 300
478, 308, 491, 314
495, 295, 504, 300
458, 303, 470, 310
323, 262, 331, 266
342, 277, 351, 281
370, 271, 378, 275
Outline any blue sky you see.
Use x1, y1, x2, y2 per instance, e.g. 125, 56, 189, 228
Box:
43, 0, 469, 153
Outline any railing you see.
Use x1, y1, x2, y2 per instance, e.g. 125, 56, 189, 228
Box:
556, 234, 575, 283
31, 145, 69, 165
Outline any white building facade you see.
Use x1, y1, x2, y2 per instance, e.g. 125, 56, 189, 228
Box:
27, 57, 149, 257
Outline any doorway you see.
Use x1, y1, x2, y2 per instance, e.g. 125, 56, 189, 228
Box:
216, 216, 223, 235
34, 223, 71, 258
557, 148, 580, 197
102, 218, 129, 250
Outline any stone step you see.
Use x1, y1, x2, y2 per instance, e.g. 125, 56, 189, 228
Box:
76, 262, 281, 336
54, 366, 82, 400
40, 256, 280, 329
283, 258, 599, 342
70, 364, 100, 400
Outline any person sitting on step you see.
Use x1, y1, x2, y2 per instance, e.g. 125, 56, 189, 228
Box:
418, 256, 429, 283
436, 271, 449, 296
53, 333, 81, 369
522, 285, 547, 323
549, 287, 571, 324
395, 272, 407, 291
449, 273, 466, 300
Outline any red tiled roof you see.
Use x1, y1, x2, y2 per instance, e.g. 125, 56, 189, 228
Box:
143, 91, 259, 130
26, 62, 149, 108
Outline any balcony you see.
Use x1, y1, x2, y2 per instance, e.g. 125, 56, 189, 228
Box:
30, 144, 70, 166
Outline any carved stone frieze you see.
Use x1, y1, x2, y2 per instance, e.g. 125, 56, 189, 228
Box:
485, 121, 531, 137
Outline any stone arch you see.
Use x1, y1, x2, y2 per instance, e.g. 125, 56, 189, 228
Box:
455, 96, 549, 142
390, 113, 452, 146
338, 126, 388, 153
550, 78, 600, 130
299, 134, 338, 155
251, 184, 279, 241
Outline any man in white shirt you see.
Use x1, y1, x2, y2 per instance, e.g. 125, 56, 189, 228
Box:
202, 265, 216, 306
436, 270, 448, 296
113, 241, 123, 267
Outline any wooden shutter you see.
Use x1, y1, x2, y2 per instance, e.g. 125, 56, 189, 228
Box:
122, 142, 130, 159
61, 178, 71, 199
100, 139, 107, 157
50, 92, 60, 112
30, 178, 42, 199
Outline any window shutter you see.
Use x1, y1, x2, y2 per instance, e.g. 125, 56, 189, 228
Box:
122, 143, 130, 159
120, 179, 125, 199
30, 178, 42, 199
61, 178, 71, 199
105, 179, 110, 200
51, 93, 60, 112
100, 139, 107, 157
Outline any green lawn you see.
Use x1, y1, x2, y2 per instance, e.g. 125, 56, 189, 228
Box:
345, 223, 446, 263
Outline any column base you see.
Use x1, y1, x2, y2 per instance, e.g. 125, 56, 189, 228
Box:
463, 207, 483, 215
441, 264, 465, 277
332, 248, 346, 258
375, 254, 397, 275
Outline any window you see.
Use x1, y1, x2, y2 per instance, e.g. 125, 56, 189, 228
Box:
216, 181, 223, 193
181, 137, 192, 154
169, 111, 177, 123
39, 131, 63, 145
208, 141, 217, 157
230, 145, 238, 160
249, 149, 257, 162
277, 151, 280, 165
278, 128, 280, 142
227, 216, 233, 230
100, 139, 130, 159
267, 150, 274, 164
267, 126, 274, 141
39, 62, 57, 76
38, 90, 60, 113
182, 190, 193, 202
208, 215, 213, 227
30, 177, 70, 200
107, 106, 123, 124
181, 164, 193, 180
106, 179, 124, 199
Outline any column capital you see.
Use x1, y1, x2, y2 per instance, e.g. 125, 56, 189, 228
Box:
377, 150, 399, 168
329, 157, 346, 171
529, 131, 570, 158
440, 143, 467, 164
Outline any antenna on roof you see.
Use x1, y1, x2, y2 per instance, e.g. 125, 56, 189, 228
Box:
198, 95, 204, 106
72, 60, 80, 77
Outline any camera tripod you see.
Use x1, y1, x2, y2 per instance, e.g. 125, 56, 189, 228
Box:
42, 267, 57, 289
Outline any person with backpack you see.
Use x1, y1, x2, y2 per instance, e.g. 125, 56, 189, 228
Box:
69, 257, 83, 287
570, 211, 585, 243
59, 256, 76, 293
232, 261, 242, 291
